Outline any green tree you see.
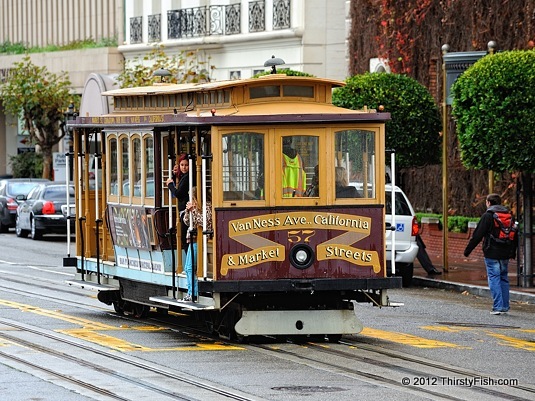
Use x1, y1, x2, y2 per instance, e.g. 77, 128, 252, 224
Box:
9, 152, 43, 178
452, 50, 535, 173
117, 45, 213, 88
0, 55, 72, 180
332, 73, 441, 168
452, 49, 535, 285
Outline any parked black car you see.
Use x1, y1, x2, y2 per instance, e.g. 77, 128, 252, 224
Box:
0, 178, 49, 232
15, 181, 75, 240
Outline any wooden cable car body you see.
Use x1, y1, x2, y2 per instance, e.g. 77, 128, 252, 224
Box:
67, 74, 401, 339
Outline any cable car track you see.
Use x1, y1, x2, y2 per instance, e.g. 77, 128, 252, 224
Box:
0, 319, 261, 401
1, 269, 534, 400
267, 340, 535, 401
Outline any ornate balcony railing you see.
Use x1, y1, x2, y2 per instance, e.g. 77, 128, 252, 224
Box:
168, 4, 244, 39
249, 1, 265, 33
130, 1, 291, 43
273, 0, 291, 30
130, 16, 143, 44
148, 14, 161, 43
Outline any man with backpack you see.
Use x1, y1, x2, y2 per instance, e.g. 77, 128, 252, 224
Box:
464, 194, 518, 315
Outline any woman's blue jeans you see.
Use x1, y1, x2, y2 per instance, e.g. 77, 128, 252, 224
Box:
183, 243, 198, 296
484, 258, 510, 312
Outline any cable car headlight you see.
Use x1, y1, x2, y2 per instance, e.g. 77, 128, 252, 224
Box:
290, 244, 314, 270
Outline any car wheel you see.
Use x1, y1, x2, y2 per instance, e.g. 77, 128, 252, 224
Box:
0, 218, 8, 233
15, 215, 28, 238
30, 217, 42, 240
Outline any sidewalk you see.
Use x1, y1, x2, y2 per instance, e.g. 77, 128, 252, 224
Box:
412, 258, 535, 304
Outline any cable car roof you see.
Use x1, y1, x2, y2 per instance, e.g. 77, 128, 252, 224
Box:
101, 74, 346, 97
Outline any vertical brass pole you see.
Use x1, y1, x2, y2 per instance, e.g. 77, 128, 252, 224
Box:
487, 41, 496, 195
442, 44, 449, 272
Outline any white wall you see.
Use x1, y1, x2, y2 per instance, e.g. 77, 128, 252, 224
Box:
121, 0, 350, 81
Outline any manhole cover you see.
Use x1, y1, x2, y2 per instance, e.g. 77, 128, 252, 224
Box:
437, 322, 520, 329
272, 386, 345, 393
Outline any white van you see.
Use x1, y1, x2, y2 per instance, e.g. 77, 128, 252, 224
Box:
385, 184, 419, 287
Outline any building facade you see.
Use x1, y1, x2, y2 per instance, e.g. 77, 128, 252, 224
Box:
0, 0, 351, 176
0, 0, 124, 176
121, 0, 351, 81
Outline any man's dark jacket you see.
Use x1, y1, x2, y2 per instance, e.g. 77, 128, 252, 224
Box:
464, 205, 516, 260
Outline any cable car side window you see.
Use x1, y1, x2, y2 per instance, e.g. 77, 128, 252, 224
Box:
120, 136, 129, 197
144, 136, 154, 198
222, 132, 264, 201
335, 129, 376, 199
132, 136, 142, 199
109, 136, 118, 196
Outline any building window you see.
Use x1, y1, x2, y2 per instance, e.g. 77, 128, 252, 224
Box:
148, 14, 161, 43
273, 0, 290, 30
130, 16, 143, 44
249, 1, 265, 33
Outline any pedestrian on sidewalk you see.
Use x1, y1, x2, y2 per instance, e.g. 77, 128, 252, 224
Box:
464, 193, 517, 315
416, 234, 441, 275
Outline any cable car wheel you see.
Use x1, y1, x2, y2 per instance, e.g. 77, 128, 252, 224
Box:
112, 300, 126, 315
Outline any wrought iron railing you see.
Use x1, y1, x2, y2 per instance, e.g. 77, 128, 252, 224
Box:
273, 0, 291, 30
130, 16, 143, 44
129, 1, 291, 43
148, 14, 161, 43
249, 1, 265, 33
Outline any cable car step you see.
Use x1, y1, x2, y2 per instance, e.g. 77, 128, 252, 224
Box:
149, 296, 215, 310
65, 280, 119, 292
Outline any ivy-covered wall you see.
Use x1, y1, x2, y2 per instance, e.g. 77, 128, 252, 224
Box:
348, 0, 535, 217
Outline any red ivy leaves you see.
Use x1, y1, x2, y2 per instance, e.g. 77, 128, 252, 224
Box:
375, 0, 434, 74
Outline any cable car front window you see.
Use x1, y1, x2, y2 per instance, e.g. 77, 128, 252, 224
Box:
335, 130, 376, 199
222, 132, 264, 201
282, 135, 319, 198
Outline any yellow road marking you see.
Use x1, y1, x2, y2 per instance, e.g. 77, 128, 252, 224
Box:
421, 325, 473, 333
360, 327, 469, 348
487, 332, 535, 352
0, 299, 244, 351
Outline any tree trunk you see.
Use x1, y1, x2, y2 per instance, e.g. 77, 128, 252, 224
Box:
42, 147, 53, 181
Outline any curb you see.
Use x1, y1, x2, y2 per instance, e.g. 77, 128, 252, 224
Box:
413, 276, 535, 305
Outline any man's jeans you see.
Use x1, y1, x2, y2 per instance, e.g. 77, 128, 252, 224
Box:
484, 258, 510, 312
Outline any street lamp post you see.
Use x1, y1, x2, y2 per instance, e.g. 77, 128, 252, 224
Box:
63, 102, 77, 266
264, 55, 285, 74
441, 43, 493, 272
64, 103, 77, 181
441, 44, 450, 272
487, 41, 497, 194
